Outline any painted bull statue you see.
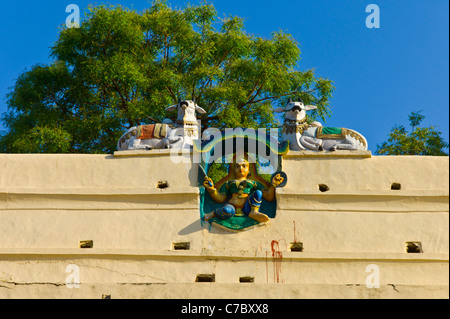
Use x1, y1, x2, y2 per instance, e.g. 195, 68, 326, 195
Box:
117, 99, 206, 151
274, 99, 368, 151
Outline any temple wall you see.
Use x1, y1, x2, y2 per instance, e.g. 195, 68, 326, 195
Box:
0, 151, 448, 298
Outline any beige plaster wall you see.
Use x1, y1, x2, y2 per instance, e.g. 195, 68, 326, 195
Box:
0, 151, 448, 298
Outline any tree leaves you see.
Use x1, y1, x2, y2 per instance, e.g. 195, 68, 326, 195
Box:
376, 111, 449, 156
1, 1, 334, 153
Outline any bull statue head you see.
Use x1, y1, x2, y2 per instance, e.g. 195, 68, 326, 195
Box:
165, 98, 207, 124
274, 98, 317, 122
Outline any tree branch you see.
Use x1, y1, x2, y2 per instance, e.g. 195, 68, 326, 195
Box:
111, 79, 128, 106
246, 87, 318, 106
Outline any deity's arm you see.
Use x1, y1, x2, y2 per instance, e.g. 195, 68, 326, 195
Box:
203, 177, 227, 203
262, 174, 284, 202
262, 186, 276, 202
206, 188, 228, 203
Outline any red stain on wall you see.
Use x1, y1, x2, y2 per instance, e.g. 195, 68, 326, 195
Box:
271, 240, 283, 283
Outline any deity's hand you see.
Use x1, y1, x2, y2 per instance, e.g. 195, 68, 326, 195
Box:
271, 174, 284, 188
203, 176, 215, 191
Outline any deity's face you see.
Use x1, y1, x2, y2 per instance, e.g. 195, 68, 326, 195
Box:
234, 161, 249, 179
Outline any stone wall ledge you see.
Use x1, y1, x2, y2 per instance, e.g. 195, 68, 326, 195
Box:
0, 248, 447, 262
1, 188, 447, 212
0, 186, 199, 196
113, 149, 373, 158
1, 187, 447, 198
1, 282, 447, 299
283, 150, 372, 158
114, 149, 183, 157
277, 188, 449, 197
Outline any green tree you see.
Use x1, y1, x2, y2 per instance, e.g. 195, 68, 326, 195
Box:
376, 111, 449, 156
0, 1, 334, 154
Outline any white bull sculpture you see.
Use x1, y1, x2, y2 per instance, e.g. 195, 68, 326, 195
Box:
117, 99, 206, 151
274, 99, 368, 151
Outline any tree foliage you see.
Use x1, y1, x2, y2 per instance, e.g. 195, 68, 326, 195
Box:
1, 1, 334, 153
376, 111, 449, 156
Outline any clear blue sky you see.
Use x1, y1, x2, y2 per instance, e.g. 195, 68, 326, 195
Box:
0, 0, 448, 153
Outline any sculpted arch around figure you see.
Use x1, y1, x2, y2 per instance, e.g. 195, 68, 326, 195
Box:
202, 154, 284, 223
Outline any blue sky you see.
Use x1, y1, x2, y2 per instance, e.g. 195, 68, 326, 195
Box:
0, 0, 448, 153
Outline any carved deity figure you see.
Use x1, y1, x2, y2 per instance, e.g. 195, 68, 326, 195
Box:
202, 157, 284, 223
